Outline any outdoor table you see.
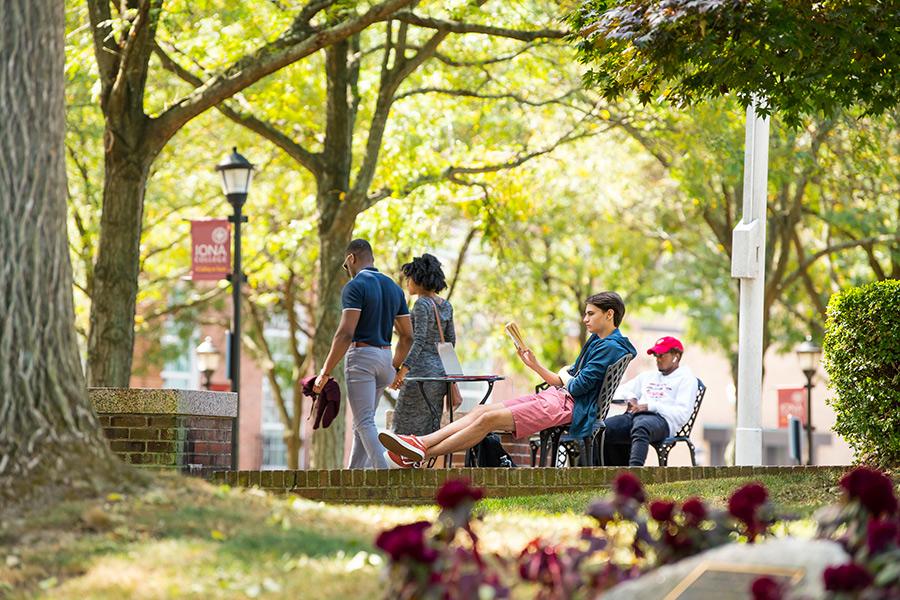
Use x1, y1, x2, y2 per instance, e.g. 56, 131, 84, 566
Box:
405, 375, 505, 467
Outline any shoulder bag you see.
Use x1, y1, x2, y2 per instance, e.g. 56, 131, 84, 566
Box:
430, 299, 463, 410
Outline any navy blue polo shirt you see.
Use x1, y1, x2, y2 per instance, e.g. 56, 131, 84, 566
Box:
341, 267, 409, 346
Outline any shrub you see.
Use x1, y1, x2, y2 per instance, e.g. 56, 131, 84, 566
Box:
377, 469, 900, 599
823, 280, 900, 468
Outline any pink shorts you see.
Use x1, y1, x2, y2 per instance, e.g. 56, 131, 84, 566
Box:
502, 387, 574, 439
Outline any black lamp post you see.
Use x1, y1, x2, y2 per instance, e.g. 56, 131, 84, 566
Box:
215, 147, 254, 470
195, 336, 221, 390
795, 335, 822, 466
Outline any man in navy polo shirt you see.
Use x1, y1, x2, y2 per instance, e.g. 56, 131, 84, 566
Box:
314, 239, 413, 468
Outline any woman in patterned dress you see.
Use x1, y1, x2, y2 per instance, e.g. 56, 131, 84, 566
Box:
390, 254, 457, 436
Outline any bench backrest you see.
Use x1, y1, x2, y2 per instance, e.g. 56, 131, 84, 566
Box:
593, 353, 634, 421
672, 379, 706, 438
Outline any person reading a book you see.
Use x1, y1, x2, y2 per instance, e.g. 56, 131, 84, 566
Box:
389, 253, 457, 437
602, 336, 699, 466
378, 292, 636, 467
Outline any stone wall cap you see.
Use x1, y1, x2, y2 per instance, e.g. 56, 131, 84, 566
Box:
89, 387, 237, 418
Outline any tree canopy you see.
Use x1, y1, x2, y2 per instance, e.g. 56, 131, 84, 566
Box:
569, 0, 900, 124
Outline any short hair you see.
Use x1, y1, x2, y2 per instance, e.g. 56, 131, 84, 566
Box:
401, 253, 447, 293
585, 291, 626, 327
346, 239, 373, 261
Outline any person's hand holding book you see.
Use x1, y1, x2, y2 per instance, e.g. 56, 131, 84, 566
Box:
517, 347, 540, 371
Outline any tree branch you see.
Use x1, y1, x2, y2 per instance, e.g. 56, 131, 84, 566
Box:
352, 27, 450, 204
392, 11, 567, 41
394, 87, 579, 107
432, 42, 545, 67
246, 300, 292, 428
446, 226, 477, 302
153, 42, 324, 177
85, 0, 118, 92
779, 234, 900, 294
148, 0, 417, 147
140, 286, 229, 323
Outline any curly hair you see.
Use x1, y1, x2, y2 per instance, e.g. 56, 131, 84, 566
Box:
401, 253, 447, 293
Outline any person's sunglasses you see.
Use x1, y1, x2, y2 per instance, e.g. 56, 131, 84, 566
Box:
341, 257, 351, 277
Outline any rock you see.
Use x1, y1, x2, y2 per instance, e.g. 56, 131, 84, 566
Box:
605, 537, 848, 600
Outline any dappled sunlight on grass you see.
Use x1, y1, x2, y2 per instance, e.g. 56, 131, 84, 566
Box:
1, 469, 846, 598
42, 538, 383, 600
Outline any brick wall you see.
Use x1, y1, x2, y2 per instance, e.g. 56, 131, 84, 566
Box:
211, 465, 849, 505
97, 414, 232, 475
90, 388, 237, 477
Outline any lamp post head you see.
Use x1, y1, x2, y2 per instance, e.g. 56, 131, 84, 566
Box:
795, 334, 822, 383
195, 336, 221, 377
215, 147, 254, 203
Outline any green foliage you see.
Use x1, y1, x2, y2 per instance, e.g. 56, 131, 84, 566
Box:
598, 98, 900, 366
823, 280, 900, 468
569, 0, 900, 125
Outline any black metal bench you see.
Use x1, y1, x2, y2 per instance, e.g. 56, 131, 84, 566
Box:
528, 353, 634, 467
651, 379, 706, 466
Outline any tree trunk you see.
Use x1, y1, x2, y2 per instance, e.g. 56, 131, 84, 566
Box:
285, 431, 301, 470
0, 0, 127, 506
86, 142, 153, 386
309, 40, 360, 469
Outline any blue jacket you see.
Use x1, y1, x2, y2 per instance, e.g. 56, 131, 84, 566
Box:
565, 329, 636, 438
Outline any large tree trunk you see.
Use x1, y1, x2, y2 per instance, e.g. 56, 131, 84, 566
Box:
86, 142, 153, 386
0, 0, 127, 506
309, 41, 360, 469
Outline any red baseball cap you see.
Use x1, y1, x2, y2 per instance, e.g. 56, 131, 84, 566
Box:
647, 336, 684, 355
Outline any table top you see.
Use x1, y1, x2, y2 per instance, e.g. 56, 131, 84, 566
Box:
406, 375, 505, 383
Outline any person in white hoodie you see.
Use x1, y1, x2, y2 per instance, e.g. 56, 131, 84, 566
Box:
602, 336, 699, 466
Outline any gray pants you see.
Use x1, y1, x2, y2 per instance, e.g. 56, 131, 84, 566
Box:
345, 346, 394, 469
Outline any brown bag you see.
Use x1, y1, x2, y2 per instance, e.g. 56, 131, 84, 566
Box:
430, 299, 463, 410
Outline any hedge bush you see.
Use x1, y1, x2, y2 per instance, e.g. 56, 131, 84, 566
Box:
823, 280, 900, 468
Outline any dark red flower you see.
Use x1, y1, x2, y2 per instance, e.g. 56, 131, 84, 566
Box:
728, 482, 768, 523
823, 562, 873, 592
436, 478, 485, 509
839, 467, 898, 516
866, 518, 899, 554
517, 538, 563, 585
728, 483, 769, 541
750, 576, 783, 600
612, 471, 646, 503
649, 500, 676, 522
375, 521, 438, 564
681, 497, 707, 525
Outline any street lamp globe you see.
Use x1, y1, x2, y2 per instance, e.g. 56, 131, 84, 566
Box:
794, 334, 822, 465
215, 147, 254, 199
795, 335, 822, 376
195, 336, 221, 390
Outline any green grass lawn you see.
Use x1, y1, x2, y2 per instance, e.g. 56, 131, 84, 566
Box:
483, 470, 842, 518
0, 469, 845, 599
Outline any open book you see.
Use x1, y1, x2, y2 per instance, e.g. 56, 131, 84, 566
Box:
505, 321, 529, 351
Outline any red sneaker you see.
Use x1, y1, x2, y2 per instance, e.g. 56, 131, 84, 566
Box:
384, 450, 418, 469
378, 430, 426, 461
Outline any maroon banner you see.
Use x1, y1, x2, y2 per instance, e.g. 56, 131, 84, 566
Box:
191, 219, 231, 281
777, 387, 807, 428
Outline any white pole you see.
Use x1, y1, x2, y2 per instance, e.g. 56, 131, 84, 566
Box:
732, 103, 769, 466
